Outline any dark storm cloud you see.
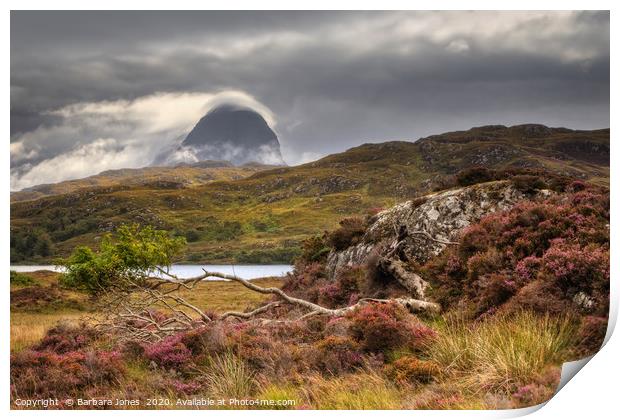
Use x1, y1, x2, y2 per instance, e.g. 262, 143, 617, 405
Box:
10, 10, 610, 189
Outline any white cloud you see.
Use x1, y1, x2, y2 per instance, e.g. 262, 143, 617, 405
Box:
447, 39, 470, 53
294, 151, 324, 165
12, 139, 137, 189
11, 90, 276, 190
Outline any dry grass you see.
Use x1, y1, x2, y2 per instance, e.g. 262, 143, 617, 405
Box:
10, 311, 85, 351
174, 277, 283, 313
199, 352, 256, 399
301, 371, 404, 409
428, 311, 577, 391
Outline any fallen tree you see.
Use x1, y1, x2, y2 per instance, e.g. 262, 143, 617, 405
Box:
65, 224, 440, 343
92, 268, 440, 342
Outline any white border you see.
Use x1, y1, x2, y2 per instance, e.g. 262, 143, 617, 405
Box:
2, 2, 616, 420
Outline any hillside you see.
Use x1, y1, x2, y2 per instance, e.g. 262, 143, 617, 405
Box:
10, 124, 609, 264
10, 161, 277, 202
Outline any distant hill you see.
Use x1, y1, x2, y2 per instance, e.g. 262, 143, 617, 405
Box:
10, 161, 279, 202
10, 124, 609, 264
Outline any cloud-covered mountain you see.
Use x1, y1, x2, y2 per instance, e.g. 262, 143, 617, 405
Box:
156, 104, 285, 166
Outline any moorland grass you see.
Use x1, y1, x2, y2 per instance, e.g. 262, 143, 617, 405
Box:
428, 311, 578, 390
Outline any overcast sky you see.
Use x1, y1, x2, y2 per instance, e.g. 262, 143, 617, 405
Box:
10, 10, 610, 190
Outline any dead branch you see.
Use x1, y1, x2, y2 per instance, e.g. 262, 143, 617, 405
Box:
221, 302, 281, 319
202, 270, 439, 317
378, 257, 429, 299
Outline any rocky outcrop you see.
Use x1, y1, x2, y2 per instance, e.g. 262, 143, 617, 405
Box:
326, 181, 535, 280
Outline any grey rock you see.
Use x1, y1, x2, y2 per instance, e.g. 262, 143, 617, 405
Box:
326, 181, 533, 279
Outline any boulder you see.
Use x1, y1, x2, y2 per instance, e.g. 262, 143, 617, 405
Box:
326, 181, 533, 280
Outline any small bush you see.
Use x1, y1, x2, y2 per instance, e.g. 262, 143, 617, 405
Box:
511, 383, 555, 408
510, 367, 560, 408
385, 356, 439, 384
282, 262, 328, 304
168, 379, 203, 396
511, 175, 546, 193
225, 323, 283, 373
318, 267, 364, 308
184, 229, 201, 242
541, 240, 609, 297
327, 217, 367, 251
311, 336, 364, 374
475, 272, 519, 316
143, 334, 193, 369
456, 167, 496, 187
347, 303, 436, 354
35, 322, 99, 354
574, 315, 608, 357
11, 349, 125, 399
60, 224, 185, 295
297, 235, 330, 265
10, 271, 38, 287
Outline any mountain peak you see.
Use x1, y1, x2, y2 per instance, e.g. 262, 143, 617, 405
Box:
168, 104, 285, 166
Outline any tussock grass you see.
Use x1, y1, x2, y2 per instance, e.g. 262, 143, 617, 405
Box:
200, 352, 256, 399
429, 311, 578, 390
301, 371, 403, 409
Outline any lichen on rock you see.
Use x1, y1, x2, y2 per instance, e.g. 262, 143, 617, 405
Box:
326, 181, 536, 280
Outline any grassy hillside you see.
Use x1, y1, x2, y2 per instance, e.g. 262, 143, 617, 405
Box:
10, 161, 278, 202
10, 124, 609, 264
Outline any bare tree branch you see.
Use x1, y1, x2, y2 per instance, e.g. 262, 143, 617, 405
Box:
202, 270, 439, 317
221, 302, 281, 319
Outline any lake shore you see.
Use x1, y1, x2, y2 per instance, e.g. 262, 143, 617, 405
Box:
11, 264, 293, 280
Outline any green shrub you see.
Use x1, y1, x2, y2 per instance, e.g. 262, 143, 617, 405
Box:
10, 271, 38, 286
202, 220, 243, 241
184, 229, 201, 242
60, 224, 185, 295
